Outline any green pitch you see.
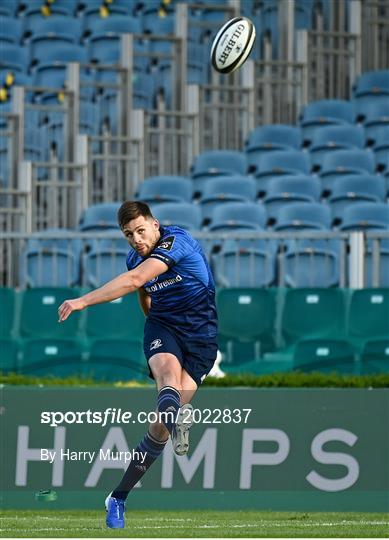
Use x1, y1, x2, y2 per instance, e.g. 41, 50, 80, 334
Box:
0, 510, 388, 537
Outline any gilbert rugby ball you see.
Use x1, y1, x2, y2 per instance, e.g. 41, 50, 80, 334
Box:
210, 16, 256, 74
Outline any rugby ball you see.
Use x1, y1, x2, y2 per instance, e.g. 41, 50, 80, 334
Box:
210, 16, 256, 74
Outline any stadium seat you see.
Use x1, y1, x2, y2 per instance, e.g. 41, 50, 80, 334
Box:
248, 149, 310, 177
364, 246, 389, 287
0, 338, 19, 373
213, 240, 276, 288
340, 202, 389, 231
281, 288, 347, 347
299, 99, 354, 145
190, 150, 247, 179
282, 247, 340, 287
21, 228, 82, 287
82, 6, 131, 37
360, 340, 389, 375
274, 202, 331, 231
293, 339, 356, 374
309, 125, 365, 171
319, 149, 376, 196
0, 287, 16, 338
0, 44, 28, 72
371, 126, 389, 171
79, 202, 121, 231
0, 17, 23, 44
20, 338, 84, 377
29, 17, 83, 65
348, 289, 389, 345
362, 102, 389, 143
86, 339, 148, 381
20, 288, 82, 339
217, 288, 276, 366
85, 292, 144, 341
352, 70, 389, 108
244, 124, 301, 153
199, 176, 256, 223
83, 241, 129, 288
208, 202, 267, 232
329, 175, 386, 226
0, 0, 18, 17
136, 176, 193, 205
151, 202, 201, 230
263, 175, 321, 225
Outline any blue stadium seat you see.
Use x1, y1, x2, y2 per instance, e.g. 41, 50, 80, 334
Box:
319, 149, 376, 196
309, 125, 365, 171
199, 176, 257, 224
352, 70, 389, 107
244, 124, 301, 153
137, 176, 193, 204
364, 247, 389, 287
83, 240, 129, 288
79, 202, 121, 231
29, 16, 83, 65
82, 6, 131, 37
299, 99, 354, 145
208, 202, 267, 232
371, 126, 389, 171
89, 35, 148, 72
340, 202, 389, 231
329, 175, 386, 225
213, 239, 276, 287
190, 150, 247, 179
362, 101, 389, 143
151, 202, 202, 230
249, 150, 311, 196
0, 0, 18, 17
275, 202, 331, 231
0, 17, 22, 44
283, 246, 340, 287
21, 229, 82, 287
264, 175, 321, 225
0, 44, 28, 72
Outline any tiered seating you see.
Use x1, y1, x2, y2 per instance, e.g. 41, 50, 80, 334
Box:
2, 286, 388, 378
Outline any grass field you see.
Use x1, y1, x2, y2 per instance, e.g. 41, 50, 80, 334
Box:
0, 510, 388, 538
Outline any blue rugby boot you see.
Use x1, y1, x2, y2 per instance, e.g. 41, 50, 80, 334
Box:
105, 493, 125, 529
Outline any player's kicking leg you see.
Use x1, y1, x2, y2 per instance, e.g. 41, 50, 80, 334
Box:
105, 353, 197, 528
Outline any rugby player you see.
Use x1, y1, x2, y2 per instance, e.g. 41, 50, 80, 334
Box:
57, 201, 218, 528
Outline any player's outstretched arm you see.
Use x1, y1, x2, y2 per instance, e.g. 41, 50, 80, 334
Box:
58, 258, 167, 322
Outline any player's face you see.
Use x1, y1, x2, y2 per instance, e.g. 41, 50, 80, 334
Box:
122, 215, 160, 256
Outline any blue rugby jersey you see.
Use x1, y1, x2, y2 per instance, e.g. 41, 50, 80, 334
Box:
126, 226, 218, 340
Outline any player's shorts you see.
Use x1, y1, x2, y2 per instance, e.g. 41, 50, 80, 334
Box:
143, 319, 218, 387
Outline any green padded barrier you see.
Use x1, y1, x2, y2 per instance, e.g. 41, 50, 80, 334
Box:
0, 339, 19, 372
85, 292, 145, 340
222, 358, 293, 376
348, 289, 389, 343
217, 288, 276, 366
360, 340, 389, 374
281, 288, 347, 346
21, 338, 84, 377
0, 287, 16, 337
86, 339, 148, 381
293, 339, 357, 374
20, 287, 82, 338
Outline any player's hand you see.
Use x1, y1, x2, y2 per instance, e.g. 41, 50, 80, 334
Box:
58, 298, 86, 322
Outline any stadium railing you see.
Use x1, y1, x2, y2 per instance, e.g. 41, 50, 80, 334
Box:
1, 229, 388, 289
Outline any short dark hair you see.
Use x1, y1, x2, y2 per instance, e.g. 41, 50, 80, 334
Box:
117, 201, 154, 229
